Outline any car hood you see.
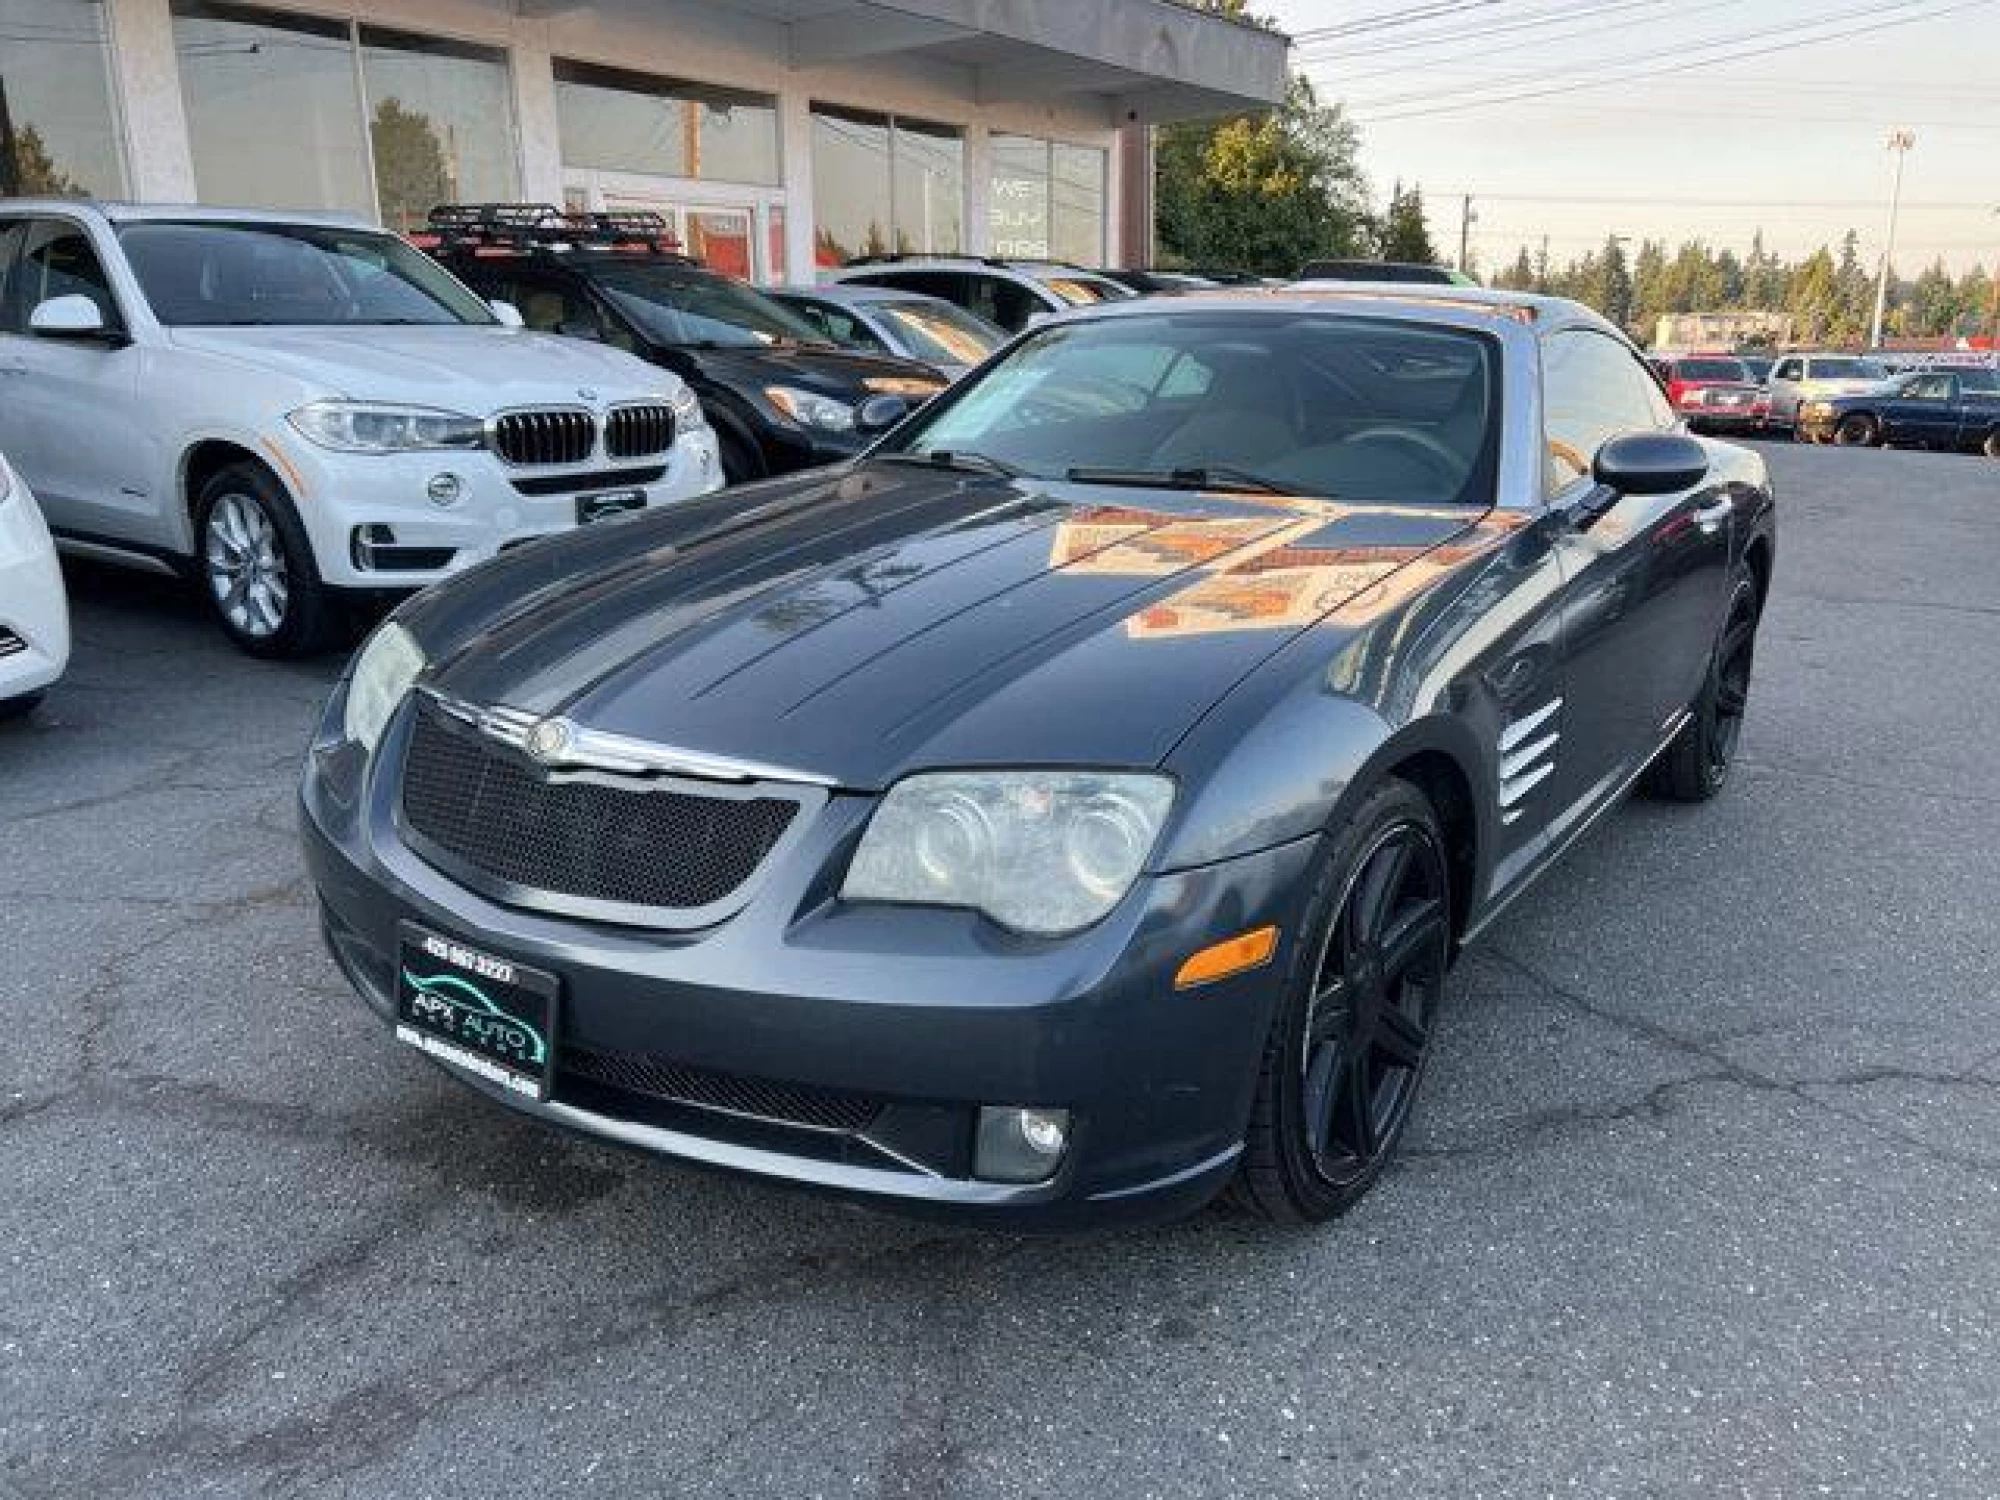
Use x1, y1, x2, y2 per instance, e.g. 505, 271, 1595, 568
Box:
687, 342, 948, 402
165, 325, 678, 409
404, 465, 1484, 790
1800, 377, 1887, 399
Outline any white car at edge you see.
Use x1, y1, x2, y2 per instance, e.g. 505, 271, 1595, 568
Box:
0, 201, 722, 656
0, 451, 70, 715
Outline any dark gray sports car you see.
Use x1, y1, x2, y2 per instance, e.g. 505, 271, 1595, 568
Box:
302, 287, 1775, 1227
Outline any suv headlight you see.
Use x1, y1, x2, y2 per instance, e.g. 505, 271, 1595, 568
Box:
842, 770, 1176, 936
289, 401, 486, 454
670, 385, 709, 434
763, 385, 856, 433
343, 621, 427, 753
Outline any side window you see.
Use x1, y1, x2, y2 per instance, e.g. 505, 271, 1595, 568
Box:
501, 273, 633, 352
1772, 358, 1801, 382
3, 220, 122, 335
1542, 330, 1673, 493
981, 277, 1043, 332
785, 300, 834, 338
1906, 374, 1952, 402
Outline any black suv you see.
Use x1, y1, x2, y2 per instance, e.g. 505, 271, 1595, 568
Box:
421, 206, 948, 483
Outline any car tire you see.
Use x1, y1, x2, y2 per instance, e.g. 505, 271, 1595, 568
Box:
1644, 566, 1760, 803
1232, 778, 1452, 1224
0, 691, 44, 721
194, 462, 336, 659
1833, 414, 1879, 447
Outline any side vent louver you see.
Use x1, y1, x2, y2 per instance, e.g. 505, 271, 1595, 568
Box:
1497, 697, 1562, 825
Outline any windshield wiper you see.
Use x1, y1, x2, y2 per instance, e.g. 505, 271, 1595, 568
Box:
874, 449, 1024, 479
1063, 465, 1310, 497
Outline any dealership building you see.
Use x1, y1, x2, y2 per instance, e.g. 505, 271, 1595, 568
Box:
0, 0, 1286, 278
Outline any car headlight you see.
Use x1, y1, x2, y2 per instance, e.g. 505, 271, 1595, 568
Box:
1802, 401, 1834, 417
288, 400, 486, 454
342, 621, 427, 753
0, 453, 12, 506
763, 385, 857, 433
670, 385, 709, 434
842, 770, 1176, 936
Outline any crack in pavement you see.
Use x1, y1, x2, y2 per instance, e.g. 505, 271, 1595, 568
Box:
1455, 947, 2000, 1177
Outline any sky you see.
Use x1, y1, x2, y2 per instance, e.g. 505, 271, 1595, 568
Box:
1258, 0, 2000, 276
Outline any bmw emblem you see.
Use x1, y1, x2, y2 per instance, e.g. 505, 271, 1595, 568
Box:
525, 717, 575, 765
576, 387, 599, 403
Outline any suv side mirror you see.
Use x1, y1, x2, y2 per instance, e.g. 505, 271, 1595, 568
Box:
488, 299, 525, 328
30, 294, 111, 340
1593, 431, 1710, 496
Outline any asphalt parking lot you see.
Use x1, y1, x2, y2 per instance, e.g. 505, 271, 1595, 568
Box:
3, 442, 1997, 1499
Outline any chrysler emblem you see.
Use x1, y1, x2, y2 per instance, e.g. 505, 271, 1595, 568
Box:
525, 717, 576, 765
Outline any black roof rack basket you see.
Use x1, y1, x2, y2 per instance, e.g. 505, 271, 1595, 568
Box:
421, 203, 697, 262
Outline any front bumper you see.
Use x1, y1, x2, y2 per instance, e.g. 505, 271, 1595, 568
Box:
283, 429, 723, 590
0, 478, 71, 702
300, 690, 1316, 1227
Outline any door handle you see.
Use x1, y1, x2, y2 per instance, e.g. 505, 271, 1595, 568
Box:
0, 360, 25, 376
1693, 498, 1732, 534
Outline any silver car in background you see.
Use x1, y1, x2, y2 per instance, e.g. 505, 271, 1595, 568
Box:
771, 283, 1005, 380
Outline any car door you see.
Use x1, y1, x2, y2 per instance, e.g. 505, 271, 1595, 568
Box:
0, 216, 152, 542
1883, 373, 1953, 445
1539, 328, 1735, 819
1767, 356, 1803, 424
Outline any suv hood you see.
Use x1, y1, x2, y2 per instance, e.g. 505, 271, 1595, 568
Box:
167, 325, 677, 411
405, 465, 1486, 789
687, 342, 947, 402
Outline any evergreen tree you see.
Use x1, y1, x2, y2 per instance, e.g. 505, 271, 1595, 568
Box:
1376, 181, 1438, 264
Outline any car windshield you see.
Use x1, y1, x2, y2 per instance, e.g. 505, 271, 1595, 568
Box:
118, 221, 493, 327
593, 265, 829, 348
1810, 357, 1887, 380
1678, 359, 1746, 381
871, 299, 1004, 366
882, 311, 1498, 507
1041, 275, 1132, 306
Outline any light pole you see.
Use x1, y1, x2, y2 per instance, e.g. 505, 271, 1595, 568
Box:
1869, 129, 1916, 349
1458, 195, 1477, 274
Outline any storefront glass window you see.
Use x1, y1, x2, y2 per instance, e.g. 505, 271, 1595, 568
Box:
812, 105, 963, 266
554, 61, 779, 187
0, 0, 125, 197
991, 135, 1106, 265
172, 2, 374, 216
359, 28, 517, 232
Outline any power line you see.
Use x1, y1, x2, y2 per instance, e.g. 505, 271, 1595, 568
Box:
1332, 0, 1998, 123
1295, 0, 1679, 61
1291, 0, 1515, 44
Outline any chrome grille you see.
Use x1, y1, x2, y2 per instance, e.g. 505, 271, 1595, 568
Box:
399, 694, 804, 919
605, 403, 676, 460
492, 408, 595, 466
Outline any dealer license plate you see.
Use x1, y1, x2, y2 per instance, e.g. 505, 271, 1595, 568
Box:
395, 922, 558, 1101
577, 489, 647, 525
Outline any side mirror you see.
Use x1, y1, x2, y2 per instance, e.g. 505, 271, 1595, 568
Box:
1592, 431, 1709, 496
488, 299, 525, 328
856, 394, 910, 430
30, 294, 110, 339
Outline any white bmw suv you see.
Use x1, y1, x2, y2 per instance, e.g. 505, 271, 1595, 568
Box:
0, 202, 721, 656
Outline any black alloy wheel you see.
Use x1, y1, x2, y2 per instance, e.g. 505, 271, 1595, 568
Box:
1235, 779, 1451, 1222
1646, 567, 1760, 802
1834, 414, 1879, 447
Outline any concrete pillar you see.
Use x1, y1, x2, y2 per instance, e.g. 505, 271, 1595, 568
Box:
105, 0, 196, 200
779, 90, 815, 280
510, 23, 564, 205
963, 121, 991, 256
1112, 119, 1151, 269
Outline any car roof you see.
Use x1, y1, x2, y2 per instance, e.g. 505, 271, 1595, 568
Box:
0, 199, 378, 230
782, 283, 955, 308
1267, 280, 1622, 337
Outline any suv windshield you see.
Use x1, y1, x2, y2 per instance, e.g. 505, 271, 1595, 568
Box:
872, 299, 1003, 366
592, 265, 827, 348
1809, 357, 1888, 380
1677, 358, 1746, 382
884, 311, 1497, 507
119, 221, 492, 327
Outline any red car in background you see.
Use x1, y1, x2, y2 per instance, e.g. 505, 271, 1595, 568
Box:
1653, 353, 1770, 434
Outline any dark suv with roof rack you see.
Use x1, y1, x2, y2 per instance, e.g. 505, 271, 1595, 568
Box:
420, 206, 948, 484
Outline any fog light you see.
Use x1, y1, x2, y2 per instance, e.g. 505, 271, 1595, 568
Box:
974, 1105, 1071, 1184
426, 472, 463, 508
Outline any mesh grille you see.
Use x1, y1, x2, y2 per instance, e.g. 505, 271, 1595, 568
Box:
0, 630, 23, 660
605, 403, 675, 459
493, 409, 595, 466
400, 696, 799, 912
561, 1045, 884, 1132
